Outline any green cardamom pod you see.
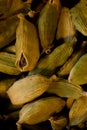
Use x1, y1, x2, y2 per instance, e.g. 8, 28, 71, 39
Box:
68, 53, 87, 85
70, 0, 87, 36
17, 96, 65, 126
29, 38, 77, 77
15, 14, 40, 72
47, 78, 83, 99
56, 7, 76, 42
7, 74, 51, 105
38, 0, 61, 53
69, 96, 87, 126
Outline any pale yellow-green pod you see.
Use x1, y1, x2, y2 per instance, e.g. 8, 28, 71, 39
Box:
70, 0, 87, 36
15, 14, 40, 72
47, 79, 84, 99
0, 52, 20, 75
7, 74, 51, 105
69, 96, 87, 126
17, 96, 65, 126
68, 53, 87, 85
38, 0, 61, 53
56, 7, 76, 42
58, 41, 87, 76
29, 38, 77, 76
0, 16, 19, 49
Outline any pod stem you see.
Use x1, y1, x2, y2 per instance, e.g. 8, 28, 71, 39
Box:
16, 123, 22, 130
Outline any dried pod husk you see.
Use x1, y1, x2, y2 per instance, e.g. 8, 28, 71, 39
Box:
58, 41, 87, 76
70, 0, 87, 36
0, 52, 20, 75
68, 53, 87, 85
0, 16, 19, 49
17, 96, 65, 126
38, 0, 61, 54
56, 7, 76, 42
0, 78, 16, 98
69, 96, 87, 126
7, 74, 51, 105
29, 38, 77, 77
49, 116, 68, 130
15, 14, 40, 72
47, 79, 83, 99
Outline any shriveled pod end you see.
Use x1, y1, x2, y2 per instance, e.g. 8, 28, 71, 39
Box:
15, 52, 29, 72
49, 75, 59, 82
49, 0, 61, 6
17, 13, 25, 19
45, 48, 52, 54
49, 0, 61, 12
28, 10, 36, 18
16, 122, 22, 130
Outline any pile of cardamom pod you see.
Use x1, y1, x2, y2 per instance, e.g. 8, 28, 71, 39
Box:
0, 0, 87, 130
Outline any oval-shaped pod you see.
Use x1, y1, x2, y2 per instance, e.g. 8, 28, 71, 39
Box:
15, 14, 40, 72
68, 53, 87, 85
56, 7, 76, 42
7, 74, 51, 105
47, 79, 83, 99
17, 96, 65, 125
70, 0, 87, 36
38, 0, 61, 53
69, 96, 87, 126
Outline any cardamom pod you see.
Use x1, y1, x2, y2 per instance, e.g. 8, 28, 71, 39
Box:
7, 74, 51, 105
47, 79, 83, 99
15, 14, 40, 72
58, 41, 87, 76
69, 96, 87, 126
0, 52, 20, 75
56, 7, 76, 42
17, 96, 65, 126
0, 16, 19, 49
70, 0, 87, 36
38, 0, 61, 53
68, 53, 87, 85
29, 38, 77, 77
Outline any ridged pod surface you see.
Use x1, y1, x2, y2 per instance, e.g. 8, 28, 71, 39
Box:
68, 53, 87, 85
17, 96, 65, 125
69, 96, 87, 126
7, 74, 51, 105
15, 14, 40, 72
38, 0, 61, 53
